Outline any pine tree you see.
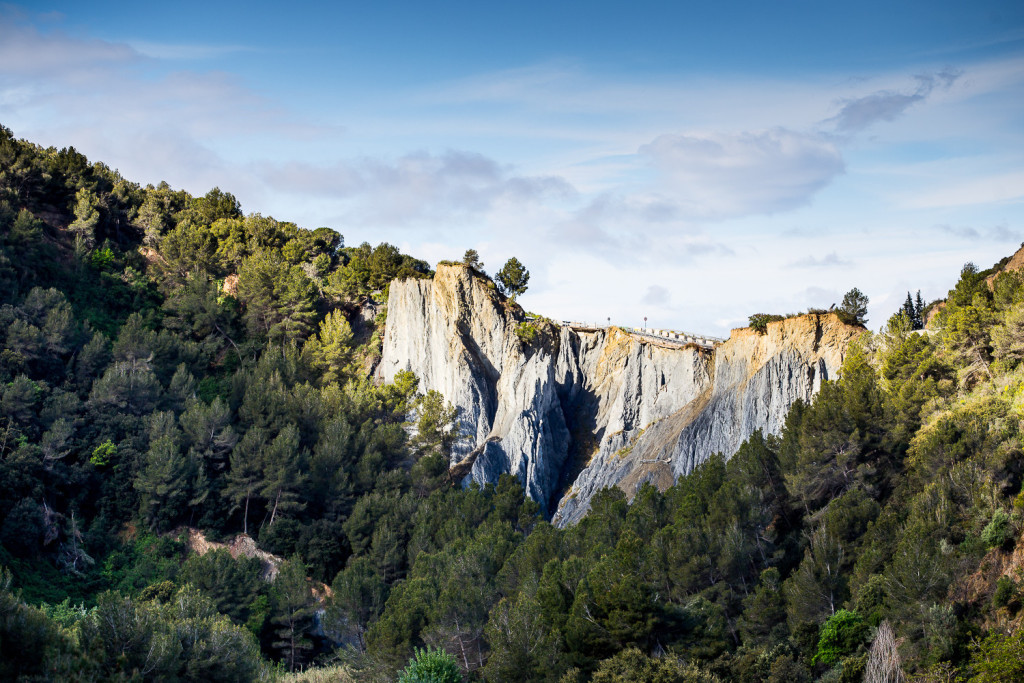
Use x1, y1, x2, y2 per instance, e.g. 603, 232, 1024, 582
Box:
837, 287, 869, 326
903, 290, 925, 330
260, 424, 307, 528
68, 188, 99, 248
495, 258, 530, 301
270, 557, 316, 672
223, 428, 267, 535
304, 309, 354, 385
135, 435, 192, 532
902, 292, 915, 324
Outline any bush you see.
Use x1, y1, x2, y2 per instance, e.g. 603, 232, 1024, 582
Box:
814, 610, 870, 666
982, 509, 1012, 549
397, 647, 462, 683
749, 313, 785, 334
516, 322, 538, 344
992, 576, 1018, 609
90, 439, 116, 467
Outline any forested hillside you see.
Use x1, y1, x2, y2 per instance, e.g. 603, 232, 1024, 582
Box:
1, 125, 1023, 682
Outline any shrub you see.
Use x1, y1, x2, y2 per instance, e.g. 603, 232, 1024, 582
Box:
982, 509, 1012, 549
516, 322, 538, 344
90, 439, 116, 467
749, 313, 785, 334
992, 576, 1017, 609
397, 647, 462, 683
89, 247, 117, 271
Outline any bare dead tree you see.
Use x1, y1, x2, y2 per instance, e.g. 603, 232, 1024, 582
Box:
865, 620, 905, 683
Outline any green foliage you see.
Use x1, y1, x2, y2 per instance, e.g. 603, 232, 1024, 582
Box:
589, 647, 720, 682
981, 508, 1012, 549
813, 609, 870, 665
89, 438, 116, 467
101, 533, 183, 595
837, 287, 869, 326
0, 567, 78, 680
177, 549, 266, 625
516, 321, 539, 344
967, 629, 1024, 682
304, 308, 355, 385
80, 585, 267, 680
89, 246, 117, 271
901, 290, 925, 330
326, 241, 431, 300
496, 257, 530, 300
411, 390, 459, 459
991, 575, 1017, 609
271, 556, 317, 671
398, 646, 463, 683
462, 249, 484, 272
748, 313, 785, 334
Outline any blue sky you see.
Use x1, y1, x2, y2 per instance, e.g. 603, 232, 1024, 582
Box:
3, 1, 1023, 334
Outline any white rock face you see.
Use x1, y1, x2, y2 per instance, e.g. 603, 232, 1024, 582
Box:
378, 265, 861, 524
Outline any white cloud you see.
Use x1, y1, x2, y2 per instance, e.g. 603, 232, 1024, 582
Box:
638, 128, 845, 219
255, 150, 576, 226
0, 12, 138, 78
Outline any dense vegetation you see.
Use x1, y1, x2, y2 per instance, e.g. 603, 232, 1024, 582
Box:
2, 125, 1023, 681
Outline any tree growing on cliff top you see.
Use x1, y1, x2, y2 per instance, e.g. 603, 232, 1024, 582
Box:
462, 249, 484, 272
837, 287, 869, 327
496, 257, 529, 301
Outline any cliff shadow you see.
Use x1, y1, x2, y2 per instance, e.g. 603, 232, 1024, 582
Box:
551, 382, 604, 514
456, 320, 501, 429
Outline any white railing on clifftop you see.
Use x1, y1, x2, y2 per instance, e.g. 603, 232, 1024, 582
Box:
556, 321, 725, 349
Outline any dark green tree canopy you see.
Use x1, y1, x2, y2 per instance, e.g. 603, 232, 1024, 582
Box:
837, 287, 869, 326
496, 257, 530, 300
462, 249, 484, 272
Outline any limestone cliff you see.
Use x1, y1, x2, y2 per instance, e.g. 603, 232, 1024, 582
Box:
377, 264, 862, 524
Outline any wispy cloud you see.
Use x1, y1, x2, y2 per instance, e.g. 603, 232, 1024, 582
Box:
128, 41, 255, 61
788, 252, 853, 268
641, 285, 671, 306
829, 68, 961, 134
938, 223, 1023, 242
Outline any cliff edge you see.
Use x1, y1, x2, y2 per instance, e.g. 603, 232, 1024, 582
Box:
377, 264, 862, 525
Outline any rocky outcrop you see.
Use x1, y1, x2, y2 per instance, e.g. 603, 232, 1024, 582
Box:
554, 317, 856, 524
378, 264, 861, 524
